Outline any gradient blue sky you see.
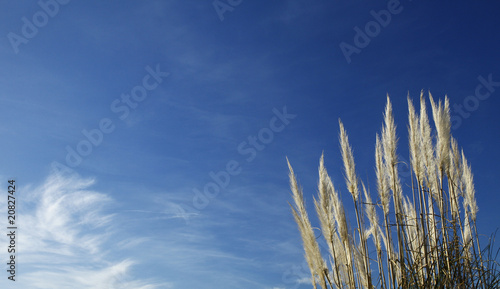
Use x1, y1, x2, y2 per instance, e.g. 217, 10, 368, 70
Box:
1, 1, 499, 288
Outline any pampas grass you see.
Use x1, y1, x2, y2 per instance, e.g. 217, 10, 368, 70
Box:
288, 93, 500, 288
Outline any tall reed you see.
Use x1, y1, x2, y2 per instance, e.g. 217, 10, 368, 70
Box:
288, 93, 499, 288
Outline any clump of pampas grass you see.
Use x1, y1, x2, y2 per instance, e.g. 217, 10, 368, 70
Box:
288, 92, 499, 288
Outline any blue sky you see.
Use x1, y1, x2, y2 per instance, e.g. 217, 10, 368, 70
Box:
1, 1, 499, 288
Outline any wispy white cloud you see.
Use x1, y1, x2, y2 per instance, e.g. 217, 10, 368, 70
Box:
20, 260, 167, 289
0, 173, 168, 288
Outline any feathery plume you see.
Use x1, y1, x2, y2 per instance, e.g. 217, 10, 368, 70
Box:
382, 96, 398, 168
315, 153, 335, 247
419, 94, 440, 201
429, 93, 451, 176
376, 134, 390, 215
408, 95, 423, 183
382, 96, 403, 210
448, 137, 461, 218
339, 119, 359, 202
461, 152, 478, 221
288, 159, 328, 289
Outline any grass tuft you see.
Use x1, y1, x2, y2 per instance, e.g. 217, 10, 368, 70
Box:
287, 93, 500, 288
